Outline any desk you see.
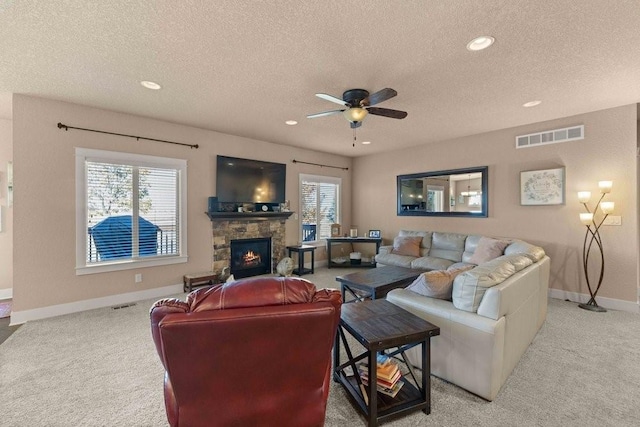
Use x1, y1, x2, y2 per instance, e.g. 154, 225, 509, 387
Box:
286, 245, 316, 276
326, 237, 382, 269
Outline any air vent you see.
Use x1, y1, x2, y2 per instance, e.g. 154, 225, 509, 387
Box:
112, 303, 137, 310
516, 125, 584, 149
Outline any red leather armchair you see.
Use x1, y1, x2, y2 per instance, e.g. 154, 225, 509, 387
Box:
150, 276, 342, 427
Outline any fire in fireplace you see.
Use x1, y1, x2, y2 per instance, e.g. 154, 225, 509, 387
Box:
230, 237, 272, 279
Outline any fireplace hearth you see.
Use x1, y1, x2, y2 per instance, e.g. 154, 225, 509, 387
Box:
230, 237, 272, 279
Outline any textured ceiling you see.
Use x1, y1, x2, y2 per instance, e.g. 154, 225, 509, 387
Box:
1, 1, 640, 157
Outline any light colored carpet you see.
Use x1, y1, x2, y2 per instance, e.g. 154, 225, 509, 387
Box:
1, 267, 639, 426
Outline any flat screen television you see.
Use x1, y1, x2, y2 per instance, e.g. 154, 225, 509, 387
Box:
216, 155, 286, 204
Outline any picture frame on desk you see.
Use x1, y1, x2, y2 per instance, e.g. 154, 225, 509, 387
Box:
331, 223, 341, 237
368, 229, 381, 238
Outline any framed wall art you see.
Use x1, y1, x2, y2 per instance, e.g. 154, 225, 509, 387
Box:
520, 167, 565, 206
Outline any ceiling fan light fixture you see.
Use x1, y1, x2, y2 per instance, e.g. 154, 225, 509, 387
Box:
343, 107, 368, 123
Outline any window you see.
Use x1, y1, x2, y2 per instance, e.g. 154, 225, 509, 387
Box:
300, 174, 341, 243
75, 148, 187, 274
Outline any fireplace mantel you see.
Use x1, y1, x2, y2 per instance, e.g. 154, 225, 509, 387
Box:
205, 211, 294, 221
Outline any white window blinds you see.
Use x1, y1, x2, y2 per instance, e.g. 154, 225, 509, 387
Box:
300, 174, 340, 242
76, 148, 187, 274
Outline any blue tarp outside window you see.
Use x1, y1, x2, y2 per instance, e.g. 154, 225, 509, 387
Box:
89, 215, 160, 260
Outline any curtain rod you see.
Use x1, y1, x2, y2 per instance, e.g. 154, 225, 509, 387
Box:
57, 122, 199, 149
292, 159, 348, 171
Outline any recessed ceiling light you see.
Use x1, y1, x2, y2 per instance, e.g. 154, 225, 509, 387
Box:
285, 120, 298, 126
466, 36, 495, 51
523, 100, 542, 108
141, 80, 161, 90
361, 141, 371, 145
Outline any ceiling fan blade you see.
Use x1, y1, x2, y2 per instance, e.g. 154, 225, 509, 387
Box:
363, 88, 397, 106
315, 93, 349, 106
350, 121, 362, 129
367, 107, 407, 119
306, 109, 345, 119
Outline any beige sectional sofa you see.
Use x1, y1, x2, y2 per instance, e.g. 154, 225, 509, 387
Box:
376, 230, 550, 401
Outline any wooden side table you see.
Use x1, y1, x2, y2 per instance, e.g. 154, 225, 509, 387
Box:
286, 245, 316, 276
334, 299, 440, 426
182, 272, 219, 293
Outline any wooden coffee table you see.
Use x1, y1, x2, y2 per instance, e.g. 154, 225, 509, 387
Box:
333, 299, 440, 426
336, 266, 426, 302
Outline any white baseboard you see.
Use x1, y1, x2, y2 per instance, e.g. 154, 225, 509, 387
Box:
548, 288, 639, 313
0, 288, 12, 300
10, 284, 183, 325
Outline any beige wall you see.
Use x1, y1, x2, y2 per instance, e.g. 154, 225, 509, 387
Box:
12, 95, 352, 312
0, 118, 12, 291
353, 104, 638, 303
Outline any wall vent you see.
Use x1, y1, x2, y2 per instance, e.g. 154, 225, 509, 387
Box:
516, 125, 584, 149
112, 303, 137, 310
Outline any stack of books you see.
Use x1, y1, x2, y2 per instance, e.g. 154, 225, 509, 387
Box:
358, 355, 404, 398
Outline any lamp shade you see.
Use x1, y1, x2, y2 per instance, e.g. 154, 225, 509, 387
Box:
600, 201, 614, 214
580, 213, 594, 225
577, 191, 591, 203
343, 107, 368, 123
598, 181, 613, 193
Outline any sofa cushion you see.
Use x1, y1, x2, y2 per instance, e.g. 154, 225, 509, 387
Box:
391, 235, 422, 257
452, 254, 534, 313
374, 252, 414, 268
399, 230, 432, 257
406, 264, 475, 300
504, 240, 546, 262
410, 256, 455, 271
462, 235, 482, 263
429, 232, 467, 262
469, 237, 509, 264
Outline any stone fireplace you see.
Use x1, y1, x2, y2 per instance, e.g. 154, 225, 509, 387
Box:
208, 212, 292, 278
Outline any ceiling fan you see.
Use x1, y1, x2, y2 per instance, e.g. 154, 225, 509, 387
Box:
307, 88, 408, 129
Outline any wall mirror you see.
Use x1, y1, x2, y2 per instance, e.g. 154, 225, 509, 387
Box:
397, 166, 488, 217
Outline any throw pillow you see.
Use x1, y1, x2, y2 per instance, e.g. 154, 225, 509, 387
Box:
469, 237, 509, 265
391, 236, 422, 257
406, 265, 473, 300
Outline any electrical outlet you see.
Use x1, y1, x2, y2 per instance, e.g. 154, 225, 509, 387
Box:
603, 215, 621, 226
135, 273, 143, 283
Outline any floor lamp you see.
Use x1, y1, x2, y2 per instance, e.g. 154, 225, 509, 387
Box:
577, 181, 614, 312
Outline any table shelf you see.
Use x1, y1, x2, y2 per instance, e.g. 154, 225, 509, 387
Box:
326, 237, 382, 269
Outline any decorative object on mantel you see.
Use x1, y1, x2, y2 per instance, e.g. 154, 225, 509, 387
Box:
577, 181, 615, 312
520, 167, 565, 205
57, 122, 198, 149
